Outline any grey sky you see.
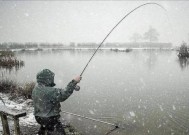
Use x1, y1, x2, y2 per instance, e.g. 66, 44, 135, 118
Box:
0, 1, 189, 46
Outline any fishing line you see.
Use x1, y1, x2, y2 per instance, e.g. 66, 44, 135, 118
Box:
80, 2, 166, 77
62, 111, 118, 127
62, 111, 120, 134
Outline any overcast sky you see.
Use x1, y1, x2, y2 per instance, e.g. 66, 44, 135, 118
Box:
0, 1, 189, 46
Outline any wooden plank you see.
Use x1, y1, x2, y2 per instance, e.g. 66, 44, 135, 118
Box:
0, 113, 10, 135
0, 105, 27, 135
14, 117, 20, 135
0, 105, 26, 118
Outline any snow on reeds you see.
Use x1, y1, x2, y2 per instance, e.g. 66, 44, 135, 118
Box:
0, 51, 24, 68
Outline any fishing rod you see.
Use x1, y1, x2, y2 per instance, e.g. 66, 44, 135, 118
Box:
79, 2, 166, 77
74, 2, 166, 91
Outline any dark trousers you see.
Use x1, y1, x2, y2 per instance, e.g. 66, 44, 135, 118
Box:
35, 115, 66, 135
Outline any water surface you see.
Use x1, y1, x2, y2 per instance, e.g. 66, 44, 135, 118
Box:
2, 49, 189, 135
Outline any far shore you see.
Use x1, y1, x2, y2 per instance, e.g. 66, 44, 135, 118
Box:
0, 47, 177, 52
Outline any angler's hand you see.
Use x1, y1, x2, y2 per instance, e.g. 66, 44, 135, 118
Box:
74, 76, 82, 83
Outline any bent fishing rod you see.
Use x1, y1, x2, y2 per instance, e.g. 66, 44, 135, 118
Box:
79, 2, 166, 77
74, 2, 166, 91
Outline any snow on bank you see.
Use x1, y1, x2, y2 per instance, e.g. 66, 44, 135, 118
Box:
0, 93, 37, 133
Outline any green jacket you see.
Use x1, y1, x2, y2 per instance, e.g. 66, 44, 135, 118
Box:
32, 69, 77, 117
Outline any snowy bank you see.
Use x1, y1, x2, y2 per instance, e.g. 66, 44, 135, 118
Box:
0, 93, 81, 135
0, 93, 36, 134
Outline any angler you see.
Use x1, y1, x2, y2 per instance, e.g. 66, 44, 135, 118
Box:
32, 69, 81, 135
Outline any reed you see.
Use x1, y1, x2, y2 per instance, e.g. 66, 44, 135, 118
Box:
0, 51, 24, 68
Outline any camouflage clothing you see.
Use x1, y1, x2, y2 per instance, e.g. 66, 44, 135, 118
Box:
32, 69, 77, 118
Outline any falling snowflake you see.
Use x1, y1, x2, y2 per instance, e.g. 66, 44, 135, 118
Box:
172, 105, 176, 110
24, 13, 29, 17
89, 110, 95, 115
129, 111, 135, 117
159, 105, 164, 111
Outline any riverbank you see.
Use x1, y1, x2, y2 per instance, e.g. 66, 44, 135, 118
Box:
7, 47, 175, 52
0, 92, 36, 134
0, 93, 81, 135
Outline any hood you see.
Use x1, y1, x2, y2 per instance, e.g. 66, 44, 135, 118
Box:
37, 69, 56, 87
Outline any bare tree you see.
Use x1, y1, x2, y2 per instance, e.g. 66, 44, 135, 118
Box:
143, 26, 159, 42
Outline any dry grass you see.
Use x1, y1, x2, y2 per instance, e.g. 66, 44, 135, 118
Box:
0, 79, 35, 99
19, 82, 35, 99
0, 79, 16, 93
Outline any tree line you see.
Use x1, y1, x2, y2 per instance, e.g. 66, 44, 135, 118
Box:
130, 26, 159, 42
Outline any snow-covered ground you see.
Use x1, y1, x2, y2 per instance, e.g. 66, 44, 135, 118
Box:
0, 93, 37, 134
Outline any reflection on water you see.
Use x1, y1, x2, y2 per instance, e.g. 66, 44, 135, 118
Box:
144, 50, 158, 69
0, 64, 24, 74
178, 57, 189, 70
1, 49, 189, 135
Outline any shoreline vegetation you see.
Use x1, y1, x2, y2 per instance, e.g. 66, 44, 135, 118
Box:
0, 51, 24, 68
0, 50, 28, 100
0, 79, 35, 100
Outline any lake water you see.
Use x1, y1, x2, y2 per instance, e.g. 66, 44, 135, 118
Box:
2, 49, 189, 135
